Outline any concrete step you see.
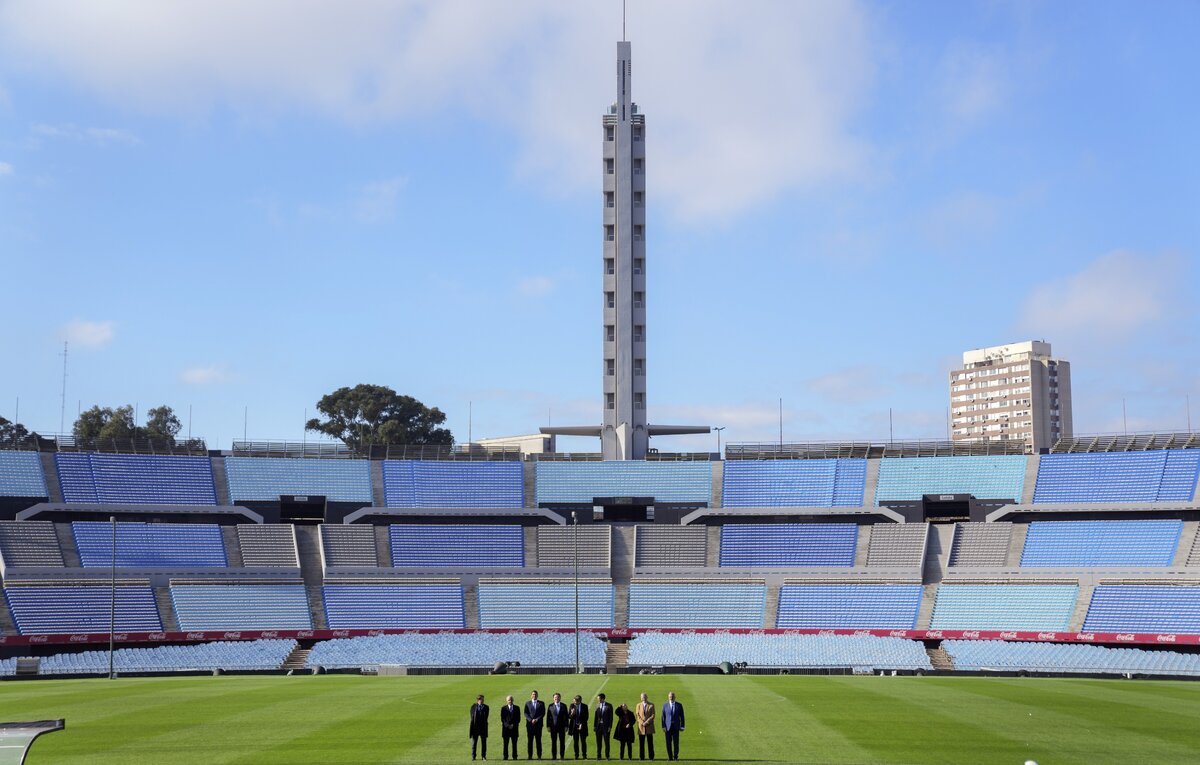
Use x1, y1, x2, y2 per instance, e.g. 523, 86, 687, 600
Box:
1068, 582, 1095, 632
610, 526, 635, 580
605, 641, 629, 672
853, 524, 872, 567
922, 524, 955, 585
210, 456, 231, 506
154, 586, 180, 631
916, 583, 939, 630
706, 526, 721, 567
763, 581, 781, 628
0, 589, 19, 636
927, 645, 954, 671
523, 463, 537, 509
525, 527, 539, 567
613, 582, 629, 629
464, 582, 480, 629
1172, 520, 1198, 567
375, 525, 391, 567
282, 647, 312, 671
54, 522, 83, 568
293, 525, 328, 629
370, 461, 386, 508
1006, 523, 1029, 567
39, 453, 63, 503
221, 526, 244, 567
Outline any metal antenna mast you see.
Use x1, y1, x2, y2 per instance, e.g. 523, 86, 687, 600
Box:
59, 342, 68, 435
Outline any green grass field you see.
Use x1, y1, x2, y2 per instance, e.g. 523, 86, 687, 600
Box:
1, 673, 1197, 764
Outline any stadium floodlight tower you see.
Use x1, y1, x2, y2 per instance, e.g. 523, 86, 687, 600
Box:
542, 37, 708, 459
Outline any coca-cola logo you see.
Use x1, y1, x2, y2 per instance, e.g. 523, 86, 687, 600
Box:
223, 632, 242, 639
367, 630, 384, 637
69, 634, 89, 642
1157, 634, 1177, 643
186, 632, 206, 640
1037, 632, 1056, 640
889, 630, 907, 638
259, 631, 279, 639
148, 633, 166, 641
679, 629, 696, 636
818, 630, 835, 636
925, 631, 943, 639
1116, 633, 1136, 642
852, 630, 871, 636
999, 631, 1018, 639
332, 630, 350, 638
297, 631, 314, 638
30, 635, 48, 643
961, 630, 981, 639
1076, 633, 1095, 641
114, 633, 129, 641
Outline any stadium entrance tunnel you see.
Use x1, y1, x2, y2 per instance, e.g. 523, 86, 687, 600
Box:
279, 495, 327, 523
594, 497, 654, 522
0, 720, 64, 765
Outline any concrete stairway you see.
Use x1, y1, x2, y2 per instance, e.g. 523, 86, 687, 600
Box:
525, 527, 539, 567
374, 525, 392, 567
369, 461, 386, 507
1172, 521, 1199, 567
1006, 524, 1029, 567
39, 453, 63, 503
282, 647, 312, 671
54, 522, 83, 567
1067, 583, 1095, 632
605, 641, 629, 672
464, 582, 481, 629
763, 582, 781, 628
853, 524, 872, 567
916, 584, 939, 630
706, 527, 721, 567
613, 582, 629, 629
927, 645, 954, 671
221, 526, 244, 567
154, 586, 180, 631
210, 456, 232, 505
0, 589, 19, 635
293, 525, 328, 629
922, 524, 955, 585
611, 526, 635, 629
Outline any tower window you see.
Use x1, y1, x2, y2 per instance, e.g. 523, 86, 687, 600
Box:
605, 158, 614, 175
606, 393, 615, 410
605, 258, 614, 275
605, 225, 614, 242
634, 358, 644, 376
634, 191, 643, 207
633, 126, 642, 142
634, 325, 644, 342
634, 258, 644, 275
634, 158, 643, 174
606, 292, 615, 308
633, 225, 643, 241
606, 325, 615, 342
605, 191, 614, 208
634, 393, 645, 409
605, 125, 614, 142
606, 358, 615, 376
634, 292, 644, 308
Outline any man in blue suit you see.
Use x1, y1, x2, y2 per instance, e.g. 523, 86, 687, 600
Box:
660, 692, 685, 761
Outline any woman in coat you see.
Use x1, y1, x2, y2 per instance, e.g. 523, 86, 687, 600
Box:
614, 702, 636, 760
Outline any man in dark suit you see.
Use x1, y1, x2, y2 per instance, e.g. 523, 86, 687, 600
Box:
525, 689, 546, 760
569, 695, 589, 760
470, 694, 490, 761
501, 695, 522, 760
660, 692, 684, 762
593, 692, 613, 760
547, 692, 568, 760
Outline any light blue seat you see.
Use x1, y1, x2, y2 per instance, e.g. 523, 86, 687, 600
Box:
535, 462, 711, 504
31, 639, 297, 675
0, 452, 48, 497
170, 584, 311, 630
930, 584, 1077, 630
944, 639, 1200, 676
55, 453, 216, 505
477, 582, 613, 628
1020, 520, 1182, 567
1083, 585, 1200, 633
1033, 450, 1200, 503
383, 461, 523, 508
628, 582, 765, 628
776, 584, 921, 628
722, 459, 865, 507
5, 585, 161, 634
307, 632, 607, 670
224, 457, 372, 503
389, 525, 523, 567
72, 521, 227, 567
719, 524, 857, 567
323, 583, 465, 629
875, 455, 1026, 504
627, 632, 931, 671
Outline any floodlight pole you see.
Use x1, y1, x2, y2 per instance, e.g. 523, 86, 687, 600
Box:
714, 427, 725, 459
108, 515, 116, 680
573, 510, 580, 674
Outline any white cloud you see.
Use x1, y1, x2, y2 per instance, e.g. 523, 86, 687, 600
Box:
1018, 250, 1186, 341
353, 176, 406, 223
62, 319, 115, 349
804, 365, 890, 404
0, 0, 876, 221
31, 122, 140, 146
180, 365, 229, 385
516, 276, 555, 298
0, 161, 12, 176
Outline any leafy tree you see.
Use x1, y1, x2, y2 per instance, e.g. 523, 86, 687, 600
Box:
305, 384, 453, 450
73, 404, 181, 443
0, 416, 36, 448
144, 406, 181, 441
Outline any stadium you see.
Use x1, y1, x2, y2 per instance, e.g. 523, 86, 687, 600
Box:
2, 3, 1199, 764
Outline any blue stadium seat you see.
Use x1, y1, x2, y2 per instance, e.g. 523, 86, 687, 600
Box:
776, 584, 922, 628
323, 583, 465, 629
5, 585, 161, 634
535, 462, 711, 504
627, 582, 765, 628
477, 582, 613, 628
55, 453, 217, 505
1083, 585, 1200, 633
0, 452, 48, 497
944, 639, 1200, 676
224, 457, 372, 503
1020, 520, 1182, 567
72, 521, 227, 567
26, 639, 297, 675
307, 632, 607, 670
875, 455, 1027, 504
170, 584, 312, 630
719, 524, 857, 567
721, 459, 866, 507
382, 461, 524, 508
389, 525, 523, 567
627, 632, 931, 671
930, 584, 1077, 630
1033, 450, 1200, 503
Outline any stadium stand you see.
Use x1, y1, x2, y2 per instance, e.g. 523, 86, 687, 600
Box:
1020, 520, 1182, 567
306, 631, 607, 670
1082, 585, 1200, 633
634, 525, 707, 567
236, 524, 299, 567
875, 455, 1027, 504
929, 584, 1078, 630
719, 524, 857, 567
72, 521, 227, 567
5, 584, 162, 633
0, 639, 299, 676
943, 639, 1200, 676
0, 451, 48, 497
323, 583, 465, 629
776, 584, 922, 628
382, 460, 524, 508
865, 524, 928, 567
224, 457, 372, 503
948, 522, 1012, 567
170, 584, 312, 630
720, 458, 866, 507
319, 525, 378, 567
389, 524, 524, 567
55, 453, 217, 505
536, 525, 611, 567
627, 632, 932, 671
627, 582, 766, 628
0, 521, 65, 567
477, 581, 613, 628
534, 461, 711, 504
1032, 450, 1200, 503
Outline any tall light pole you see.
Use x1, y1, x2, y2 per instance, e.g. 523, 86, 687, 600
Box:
713, 427, 725, 459
572, 511, 580, 674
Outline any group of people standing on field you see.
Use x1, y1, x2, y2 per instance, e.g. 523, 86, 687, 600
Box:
469, 690, 686, 761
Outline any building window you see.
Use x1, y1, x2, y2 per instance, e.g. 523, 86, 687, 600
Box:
634, 225, 643, 241
633, 126, 642, 141
605, 125, 614, 142
605, 258, 615, 275
606, 358, 615, 376
634, 258, 644, 275
605, 224, 614, 241
605, 191, 614, 208
605, 324, 615, 342
605, 158, 614, 174
634, 392, 644, 409
634, 325, 644, 342
634, 292, 644, 308
634, 191, 643, 207
606, 393, 615, 410
633, 158, 643, 174
634, 358, 644, 375
606, 292, 615, 308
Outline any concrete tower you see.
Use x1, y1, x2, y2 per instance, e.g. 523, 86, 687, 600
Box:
601, 40, 648, 460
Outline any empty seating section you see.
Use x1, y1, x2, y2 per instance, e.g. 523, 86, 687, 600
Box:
1083, 585, 1200, 633
535, 462, 711, 504
224, 457, 372, 503
324, 583, 464, 629
390, 525, 523, 567
776, 584, 922, 628
537, 526, 610, 567
5, 584, 161, 633
320, 525, 378, 567
31, 639, 297, 675
930, 585, 1077, 630
635, 525, 706, 567
478, 582, 613, 628
627, 633, 931, 671
875, 455, 1026, 504
1020, 520, 1182, 567
949, 522, 1012, 567
1033, 450, 1200, 503
0, 451, 47, 497
944, 639, 1200, 676
865, 524, 927, 567
55, 453, 217, 505
72, 521, 226, 567
719, 524, 857, 567
0, 521, 64, 567
170, 584, 311, 630
382, 461, 524, 508
236, 524, 299, 567
307, 632, 607, 670
721, 459, 866, 507
628, 582, 765, 628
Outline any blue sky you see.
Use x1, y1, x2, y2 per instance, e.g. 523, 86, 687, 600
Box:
1, 0, 1197, 451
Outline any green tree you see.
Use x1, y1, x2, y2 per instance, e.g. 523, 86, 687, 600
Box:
73, 405, 181, 443
305, 384, 453, 450
0, 416, 35, 447
144, 406, 182, 441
